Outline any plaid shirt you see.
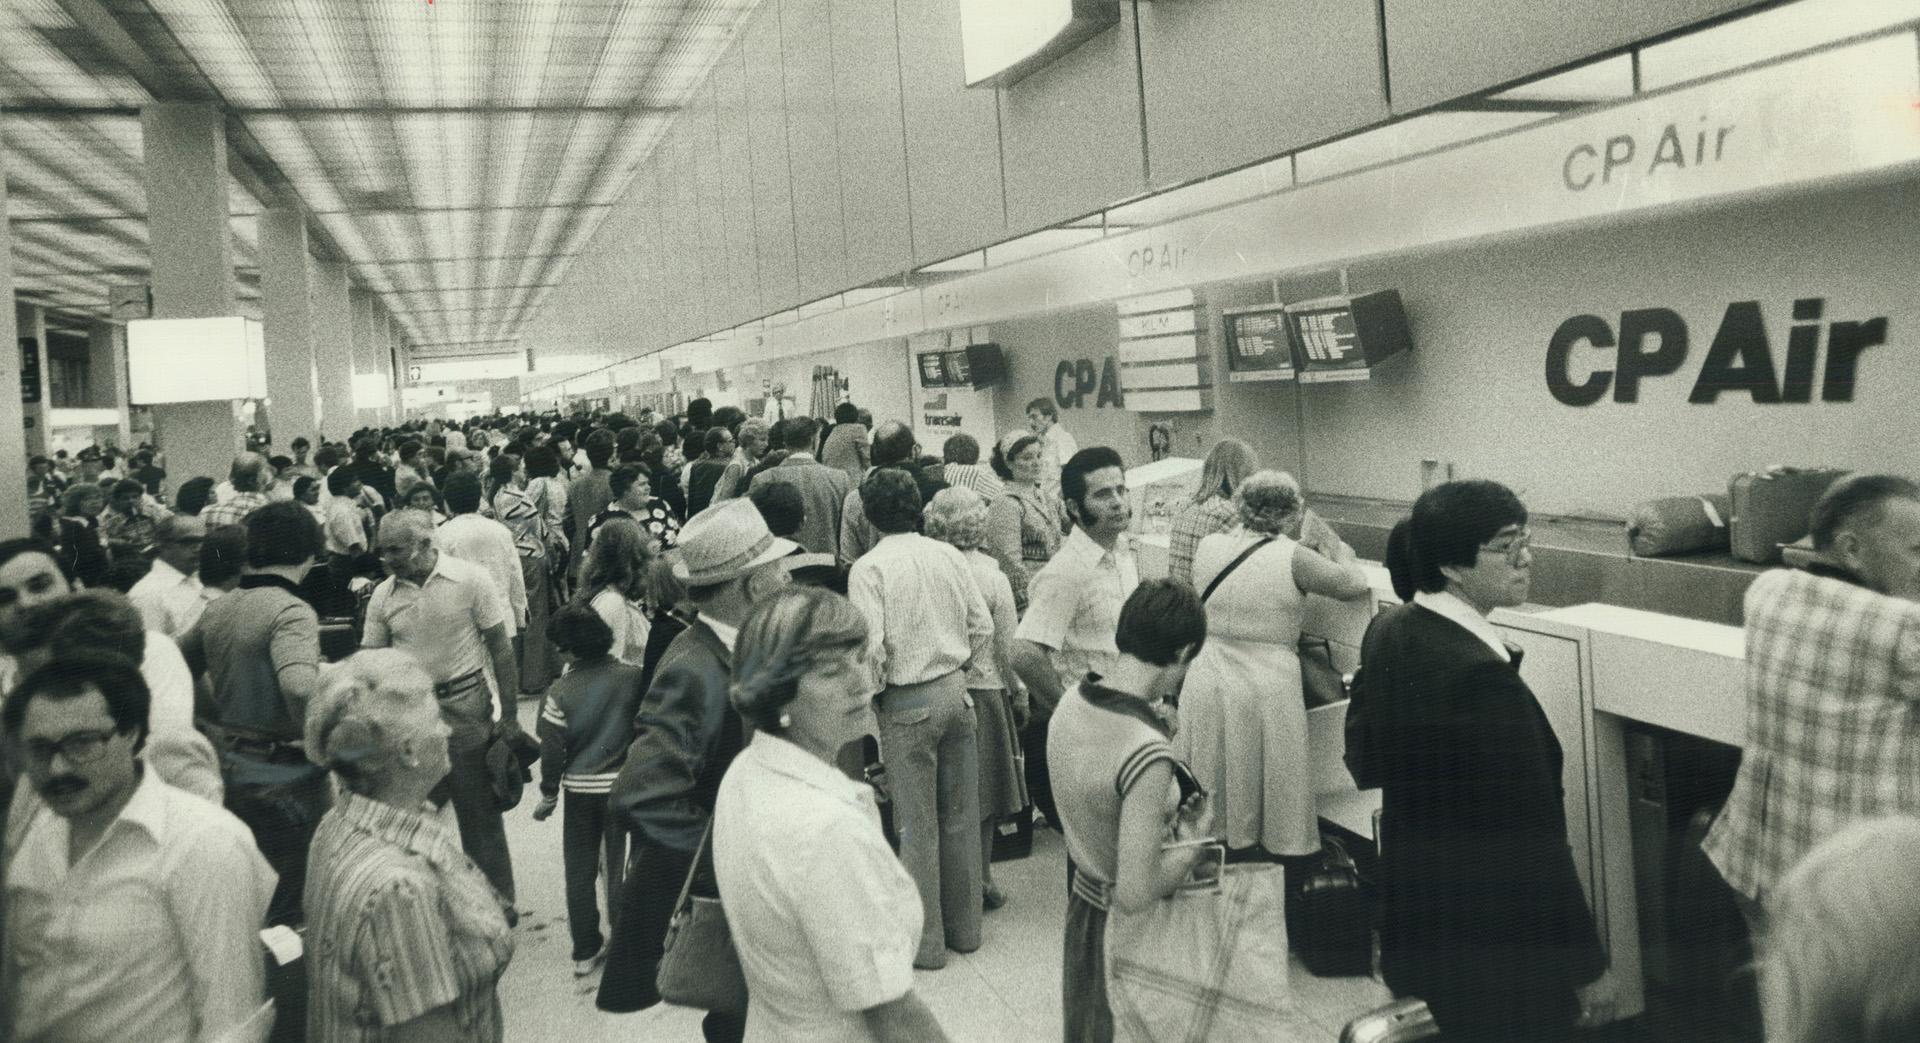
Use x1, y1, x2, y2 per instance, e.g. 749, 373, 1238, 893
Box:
201, 490, 271, 529
1703, 565, 1920, 902
1166, 496, 1238, 587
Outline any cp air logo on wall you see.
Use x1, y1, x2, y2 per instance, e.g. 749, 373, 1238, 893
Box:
1545, 299, 1888, 406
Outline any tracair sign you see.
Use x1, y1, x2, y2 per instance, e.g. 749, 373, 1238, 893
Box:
959, 0, 1119, 88
1546, 298, 1888, 406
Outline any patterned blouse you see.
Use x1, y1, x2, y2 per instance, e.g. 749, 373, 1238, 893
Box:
986, 481, 1064, 611
491, 487, 546, 560
1167, 496, 1239, 587
305, 791, 514, 1043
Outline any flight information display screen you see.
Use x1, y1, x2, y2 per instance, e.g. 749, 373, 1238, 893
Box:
1223, 305, 1296, 382
918, 352, 949, 387
1288, 305, 1367, 369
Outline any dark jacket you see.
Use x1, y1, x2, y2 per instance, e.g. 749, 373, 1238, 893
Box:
537, 655, 647, 798
1350, 603, 1605, 1028
608, 619, 744, 853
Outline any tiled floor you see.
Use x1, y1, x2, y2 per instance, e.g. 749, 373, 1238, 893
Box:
496, 702, 1397, 1041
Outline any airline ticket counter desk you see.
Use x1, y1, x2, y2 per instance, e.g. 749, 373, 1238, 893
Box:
1137, 543, 1750, 1025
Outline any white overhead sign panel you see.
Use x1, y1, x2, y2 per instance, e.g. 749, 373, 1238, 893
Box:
941, 32, 1920, 326
959, 0, 1119, 87
127, 317, 267, 403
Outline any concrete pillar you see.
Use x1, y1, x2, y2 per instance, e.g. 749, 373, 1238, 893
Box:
86, 320, 132, 447
350, 288, 380, 428
141, 101, 245, 489
260, 207, 320, 447
379, 310, 401, 423
0, 143, 32, 534
14, 303, 49, 458
311, 260, 354, 442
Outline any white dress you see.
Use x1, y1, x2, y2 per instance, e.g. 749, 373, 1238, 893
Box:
1176, 529, 1319, 856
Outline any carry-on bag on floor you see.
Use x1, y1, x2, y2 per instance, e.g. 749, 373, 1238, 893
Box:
1286, 836, 1374, 978
991, 804, 1035, 862
1339, 999, 1439, 1043
1727, 466, 1847, 564
1627, 494, 1731, 557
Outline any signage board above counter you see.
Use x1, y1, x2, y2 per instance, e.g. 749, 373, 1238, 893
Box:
589, 31, 1920, 405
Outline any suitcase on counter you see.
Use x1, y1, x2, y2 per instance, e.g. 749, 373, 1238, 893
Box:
1728, 467, 1847, 564
1628, 494, 1731, 557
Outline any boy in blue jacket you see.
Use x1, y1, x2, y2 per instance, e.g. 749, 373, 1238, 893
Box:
534, 604, 649, 976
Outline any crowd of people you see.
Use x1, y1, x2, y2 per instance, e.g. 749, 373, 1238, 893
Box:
0, 393, 1916, 1042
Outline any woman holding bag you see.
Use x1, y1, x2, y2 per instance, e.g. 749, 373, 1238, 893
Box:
1049, 580, 1218, 1042
1177, 470, 1368, 865
712, 586, 950, 1043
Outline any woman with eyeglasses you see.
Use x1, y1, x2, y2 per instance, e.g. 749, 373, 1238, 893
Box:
1347, 480, 1612, 1040
713, 586, 950, 1043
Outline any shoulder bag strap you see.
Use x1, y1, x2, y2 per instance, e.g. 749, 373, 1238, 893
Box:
1199, 537, 1274, 603
670, 818, 713, 919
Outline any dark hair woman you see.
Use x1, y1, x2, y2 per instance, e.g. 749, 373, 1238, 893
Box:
1346, 480, 1611, 1037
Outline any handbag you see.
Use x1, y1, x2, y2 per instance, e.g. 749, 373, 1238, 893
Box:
1286, 835, 1373, 977
655, 820, 750, 1017
1298, 635, 1347, 709
1105, 861, 1316, 1042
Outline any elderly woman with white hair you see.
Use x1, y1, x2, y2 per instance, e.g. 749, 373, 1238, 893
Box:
715, 586, 951, 1042
1177, 469, 1368, 863
925, 486, 1030, 911
1761, 815, 1920, 1043
302, 649, 515, 1043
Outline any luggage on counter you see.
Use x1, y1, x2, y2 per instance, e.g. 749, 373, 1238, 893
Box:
1728, 467, 1847, 564
1286, 836, 1374, 978
1339, 998, 1439, 1043
1627, 494, 1731, 557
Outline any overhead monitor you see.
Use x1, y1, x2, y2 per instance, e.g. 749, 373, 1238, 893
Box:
1285, 290, 1414, 384
917, 351, 950, 388
1222, 305, 1297, 383
959, 0, 1120, 88
127, 316, 268, 403
944, 343, 1006, 390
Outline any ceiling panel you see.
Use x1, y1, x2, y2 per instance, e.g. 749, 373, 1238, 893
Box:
5, 0, 761, 352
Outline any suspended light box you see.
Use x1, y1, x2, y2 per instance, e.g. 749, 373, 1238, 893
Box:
127, 317, 267, 403
353, 372, 393, 411
959, 0, 1119, 87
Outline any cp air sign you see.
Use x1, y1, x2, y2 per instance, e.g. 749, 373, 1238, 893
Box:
959, 0, 1119, 88
1546, 298, 1888, 406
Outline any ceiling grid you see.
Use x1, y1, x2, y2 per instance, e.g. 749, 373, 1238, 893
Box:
5, 0, 761, 343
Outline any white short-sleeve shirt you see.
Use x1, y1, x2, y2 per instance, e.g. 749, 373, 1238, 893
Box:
713, 734, 921, 1043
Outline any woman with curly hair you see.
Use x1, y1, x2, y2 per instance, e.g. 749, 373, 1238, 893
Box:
576, 517, 654, 667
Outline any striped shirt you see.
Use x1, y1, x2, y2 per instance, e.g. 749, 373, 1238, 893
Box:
847, 532, 992, 688
942, 463, 1004, 502
305, 791, 514, 1043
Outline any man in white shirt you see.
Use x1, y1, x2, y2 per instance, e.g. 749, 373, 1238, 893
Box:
434, 473, 527, 637
322, 469, 369, 557
126, 514, 215, 640
1011, 445, 1137, 828
846, 468, 990, 969
1025, 398, 1079, 481
4, 653, 274, 1043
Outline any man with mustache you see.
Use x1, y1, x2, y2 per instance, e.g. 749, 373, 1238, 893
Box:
3, 653, 274, 1043
1010, 447, 1139, 831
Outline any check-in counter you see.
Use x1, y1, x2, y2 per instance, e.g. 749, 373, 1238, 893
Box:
1264, 554, 1749, 1024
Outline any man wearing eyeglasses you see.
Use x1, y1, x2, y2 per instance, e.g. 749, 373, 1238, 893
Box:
2, 653, 275, 1043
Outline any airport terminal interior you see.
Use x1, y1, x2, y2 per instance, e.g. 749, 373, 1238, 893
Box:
3, 0, 1919, 1040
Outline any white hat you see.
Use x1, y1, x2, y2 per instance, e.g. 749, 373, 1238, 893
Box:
672, 498, 800, 586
